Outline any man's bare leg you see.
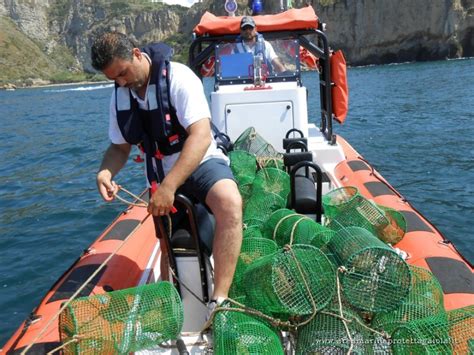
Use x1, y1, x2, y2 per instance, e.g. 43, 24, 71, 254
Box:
205, 179, 243, 299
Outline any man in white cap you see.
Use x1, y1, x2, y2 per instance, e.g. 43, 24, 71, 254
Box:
236, 16, 286, 73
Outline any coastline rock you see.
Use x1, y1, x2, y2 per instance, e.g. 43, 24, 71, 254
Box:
1, 83, 16, 90
23, 78, 51, 87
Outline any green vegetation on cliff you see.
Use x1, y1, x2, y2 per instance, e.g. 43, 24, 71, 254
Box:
0, 16, 102, 86
1, 0, 189, 86
0, 16, 57, 84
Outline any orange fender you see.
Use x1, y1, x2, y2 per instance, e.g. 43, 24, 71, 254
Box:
330, 50, 349, 124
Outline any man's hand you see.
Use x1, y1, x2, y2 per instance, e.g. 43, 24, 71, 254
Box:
97, 170, 118, 201
148, 182, 176, 216
96, 143, 131, 202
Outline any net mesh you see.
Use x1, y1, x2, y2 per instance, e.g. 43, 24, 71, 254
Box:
243, 191, 286, 228
229, 150, 257, 183
229, 237, 279, 299
213, 137, 467, 352
310, 229, 336, 249
213, 309, 284, 355
243, 244, 336, 316
233, 126, 282, 160
448, 305, 474, 355
252, 168, 290, 201
59, 281, 183, 354
260, 209, 325, 247
284, 218, 326, 246
261, 209, 296, 240
243, 225, 264, 239
372, 265, 445, 335
228, 150, 257, 205
296, 308, 374, 355
377, 206, 407, 245
328, 227, 411, 312
391, 315, 452, 354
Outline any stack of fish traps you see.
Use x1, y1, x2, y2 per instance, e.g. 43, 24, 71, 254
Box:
57, 127, 473, 354
218, 128, 473, 354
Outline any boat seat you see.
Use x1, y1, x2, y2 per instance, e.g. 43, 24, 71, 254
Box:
292, 175, 318, 213
287, 160, 324, 223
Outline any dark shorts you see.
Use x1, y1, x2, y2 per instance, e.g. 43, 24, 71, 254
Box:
177, 158, 235, 205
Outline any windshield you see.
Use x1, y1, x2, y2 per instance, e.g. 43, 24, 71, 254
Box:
215, 38, 300, 83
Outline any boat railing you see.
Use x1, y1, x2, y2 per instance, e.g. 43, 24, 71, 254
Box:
189, 28, 336, 144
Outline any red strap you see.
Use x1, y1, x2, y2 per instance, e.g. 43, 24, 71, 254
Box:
154, 150, 164, 160
133, 154, 144, 163
168, 134, 179, 143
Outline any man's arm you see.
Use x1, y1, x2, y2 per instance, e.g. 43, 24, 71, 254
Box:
271, 57, 286, 73
96, 143, 132, 201
148, 118, 211, 216
264, 41, 286, 73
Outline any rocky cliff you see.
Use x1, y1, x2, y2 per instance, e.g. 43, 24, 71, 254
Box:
0, 0, 473, 85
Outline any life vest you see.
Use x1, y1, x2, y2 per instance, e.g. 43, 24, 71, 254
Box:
234, 33, 273, 74
115, 43, 188, 185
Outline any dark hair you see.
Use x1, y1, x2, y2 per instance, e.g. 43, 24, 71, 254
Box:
91, 32, 135, 71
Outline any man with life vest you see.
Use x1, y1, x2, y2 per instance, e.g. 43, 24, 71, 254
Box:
236, 16, 286, 73
90, 32, 242, 309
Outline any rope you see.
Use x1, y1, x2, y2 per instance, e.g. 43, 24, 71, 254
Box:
46, 336, 80, 354
288, 216, 312, 246
256, 156, 282, 170
114, 185, 148, 207
168, 267, 207, 307
21, 186, 172, 354
202, 298, 292, 332
284, 245, 318, 327
336, 266, 354, 354
272, 213, 300, 241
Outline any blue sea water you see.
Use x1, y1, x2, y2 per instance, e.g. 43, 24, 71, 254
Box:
0, 59, 473, 344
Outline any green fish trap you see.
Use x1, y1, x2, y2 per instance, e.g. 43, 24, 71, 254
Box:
59, 281, 183, 354
323, 186, 406, 244
261, 208, 326, 247
447, 305, 474, 355
213, 308, 284, 355
296, 307, 374, 355
229, 150, 257, 182
243, 191, 286, 228
372, 265, 445, 335
243, 225, 264, 239
233, 126, 283, 162
243, 244, 336, 316
228, 150, 257, 204
328, 227, 411, 312
252, 168, 290, 201
229, 237, 279, 299
391, 314, 452, 354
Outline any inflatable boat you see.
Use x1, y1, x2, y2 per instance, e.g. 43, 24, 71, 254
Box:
3, 6, 473, 354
